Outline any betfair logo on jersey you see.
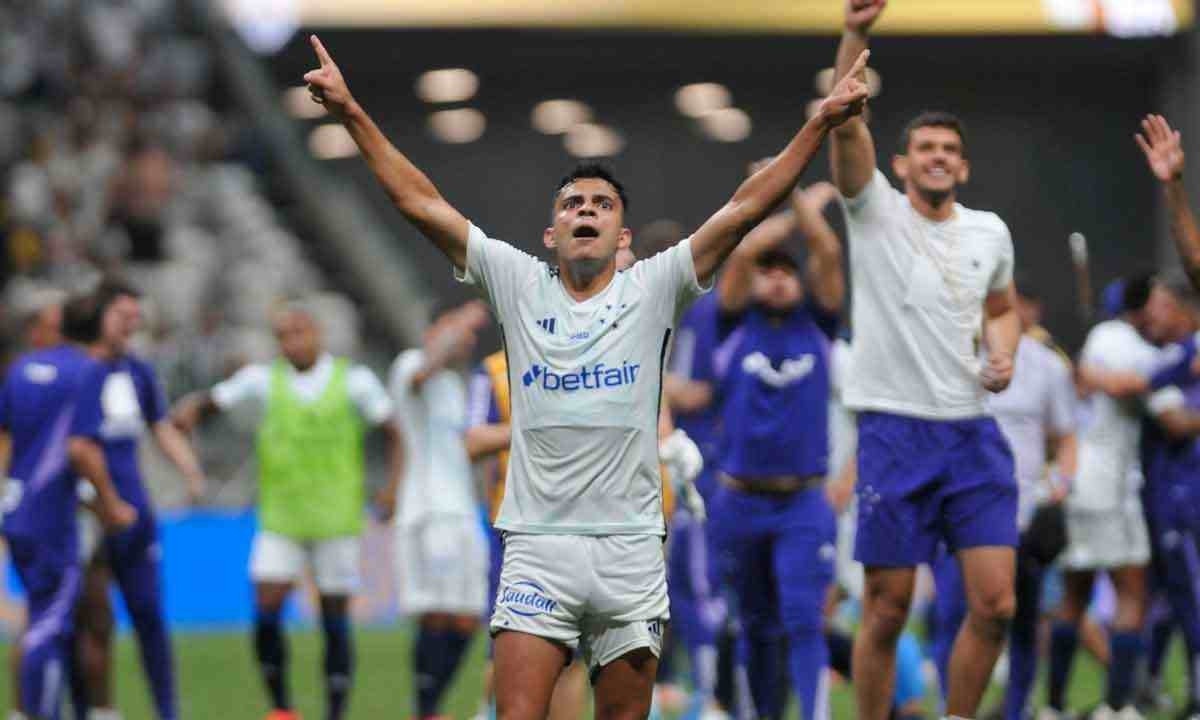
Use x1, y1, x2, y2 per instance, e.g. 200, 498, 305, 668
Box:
500, 580, 558, 617
520, 361, 641, 391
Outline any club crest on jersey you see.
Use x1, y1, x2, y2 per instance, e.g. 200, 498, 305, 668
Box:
521, 361, 640, 391
741, 352, 816, 388
500, 580, 559, 617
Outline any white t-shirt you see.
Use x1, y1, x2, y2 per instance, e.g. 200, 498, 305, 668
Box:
388, 349, 478, 524
211, 352, 392, 426
840, 169, 1015, 419
456, 222, 709, 535
1074, 320, 1166, 510
987, 335, 1077, 529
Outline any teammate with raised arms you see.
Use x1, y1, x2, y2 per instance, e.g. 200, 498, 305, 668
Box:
829, 2, 1022, 718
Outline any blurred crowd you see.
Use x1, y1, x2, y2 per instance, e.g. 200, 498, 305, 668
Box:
0, 1, 368, 507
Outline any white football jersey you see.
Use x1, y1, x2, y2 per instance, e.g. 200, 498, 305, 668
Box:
456, 223, 708, 535
388, 349, 478, 524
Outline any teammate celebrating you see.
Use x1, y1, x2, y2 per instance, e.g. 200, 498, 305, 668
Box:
706, 180, 845, 720
171, 302, 400, 720
387, 301, 491, 719
68, 281, 206, 720
0, 293, 134, 720
302, 32, 870, 719
829, 2, 1022, 717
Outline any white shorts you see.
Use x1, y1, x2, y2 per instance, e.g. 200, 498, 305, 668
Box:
490, 532, 669, 671
1060, 497, 1150, 571
249, 531, 361, 594
395, 515, 489, 617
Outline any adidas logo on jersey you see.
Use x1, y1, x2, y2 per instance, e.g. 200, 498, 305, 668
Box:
536, 317, 557, 334
521, 361, 640, 391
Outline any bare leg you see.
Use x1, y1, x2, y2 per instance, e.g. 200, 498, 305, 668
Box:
852, 566, 916, 720
593, 647, 658, 720
945, 546, 1016, 717
494, 631, 570, 720
548, 658, 588, 720
76, 557, 115, 710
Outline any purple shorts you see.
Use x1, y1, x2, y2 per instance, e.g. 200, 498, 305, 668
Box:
854, 411, 1017, 567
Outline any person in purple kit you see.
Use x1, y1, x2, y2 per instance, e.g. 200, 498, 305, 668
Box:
662, 286, 725, 720
706, 180, 845, 720
67, 281, 205, 720
830, 2, 1022, 718
0, 293, 135, 720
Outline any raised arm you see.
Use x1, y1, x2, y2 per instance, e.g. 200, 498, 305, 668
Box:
690, 50, 870, 285
717, 208, 796, 313
1137, 114, 1200, 290
170, 391, 220, 434
830, 0, 885, 199
411, 302, 489, 389
304, 35, 470, 270
795, 181, 845, 313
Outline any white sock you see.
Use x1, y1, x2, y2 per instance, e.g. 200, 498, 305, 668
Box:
87, 709, 124, 720
9, 711, 29, 720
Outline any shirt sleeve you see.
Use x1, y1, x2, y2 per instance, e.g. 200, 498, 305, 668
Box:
210, 364, 270, 411
347, 365, 393, 426
387, 351, 421, 407
989, 219, 1015, 292
467, 366, 498, 428
631, 237, 712, 324
70, 366, 105, 441
138, 361, 168, 425
1046, 354, 1078, 436
454, 222, 541, 317
838, 168, 894, 217
1148, 338, 1198, 391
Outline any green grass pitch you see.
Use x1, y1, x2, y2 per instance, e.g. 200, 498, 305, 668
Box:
0, 626, 1187, 719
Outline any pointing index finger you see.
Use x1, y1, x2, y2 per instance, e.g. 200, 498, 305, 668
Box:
310, 34, 333, 68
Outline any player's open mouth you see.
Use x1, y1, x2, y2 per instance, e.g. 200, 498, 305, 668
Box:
573, 225, 600, 238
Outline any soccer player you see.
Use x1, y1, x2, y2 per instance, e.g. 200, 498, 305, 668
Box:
0, 293, 135, 720
387, 300, 492, 719
67, 281, 206, 720
928, 280, 1078, 720
1047, 275, 1160, 720
704, 180, 844, 720
302, 32, 870, 719
171, 301, 399, 720
829, 2, 1023, 717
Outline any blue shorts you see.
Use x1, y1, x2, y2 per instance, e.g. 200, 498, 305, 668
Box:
854, 411, 1017, 567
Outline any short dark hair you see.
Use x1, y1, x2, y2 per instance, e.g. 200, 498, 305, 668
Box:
756, 248, 801, 274
555, 163, 629, 211
899, 111, 968, 156
1122, 272, 1155, 313
62, 278, 141, 344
